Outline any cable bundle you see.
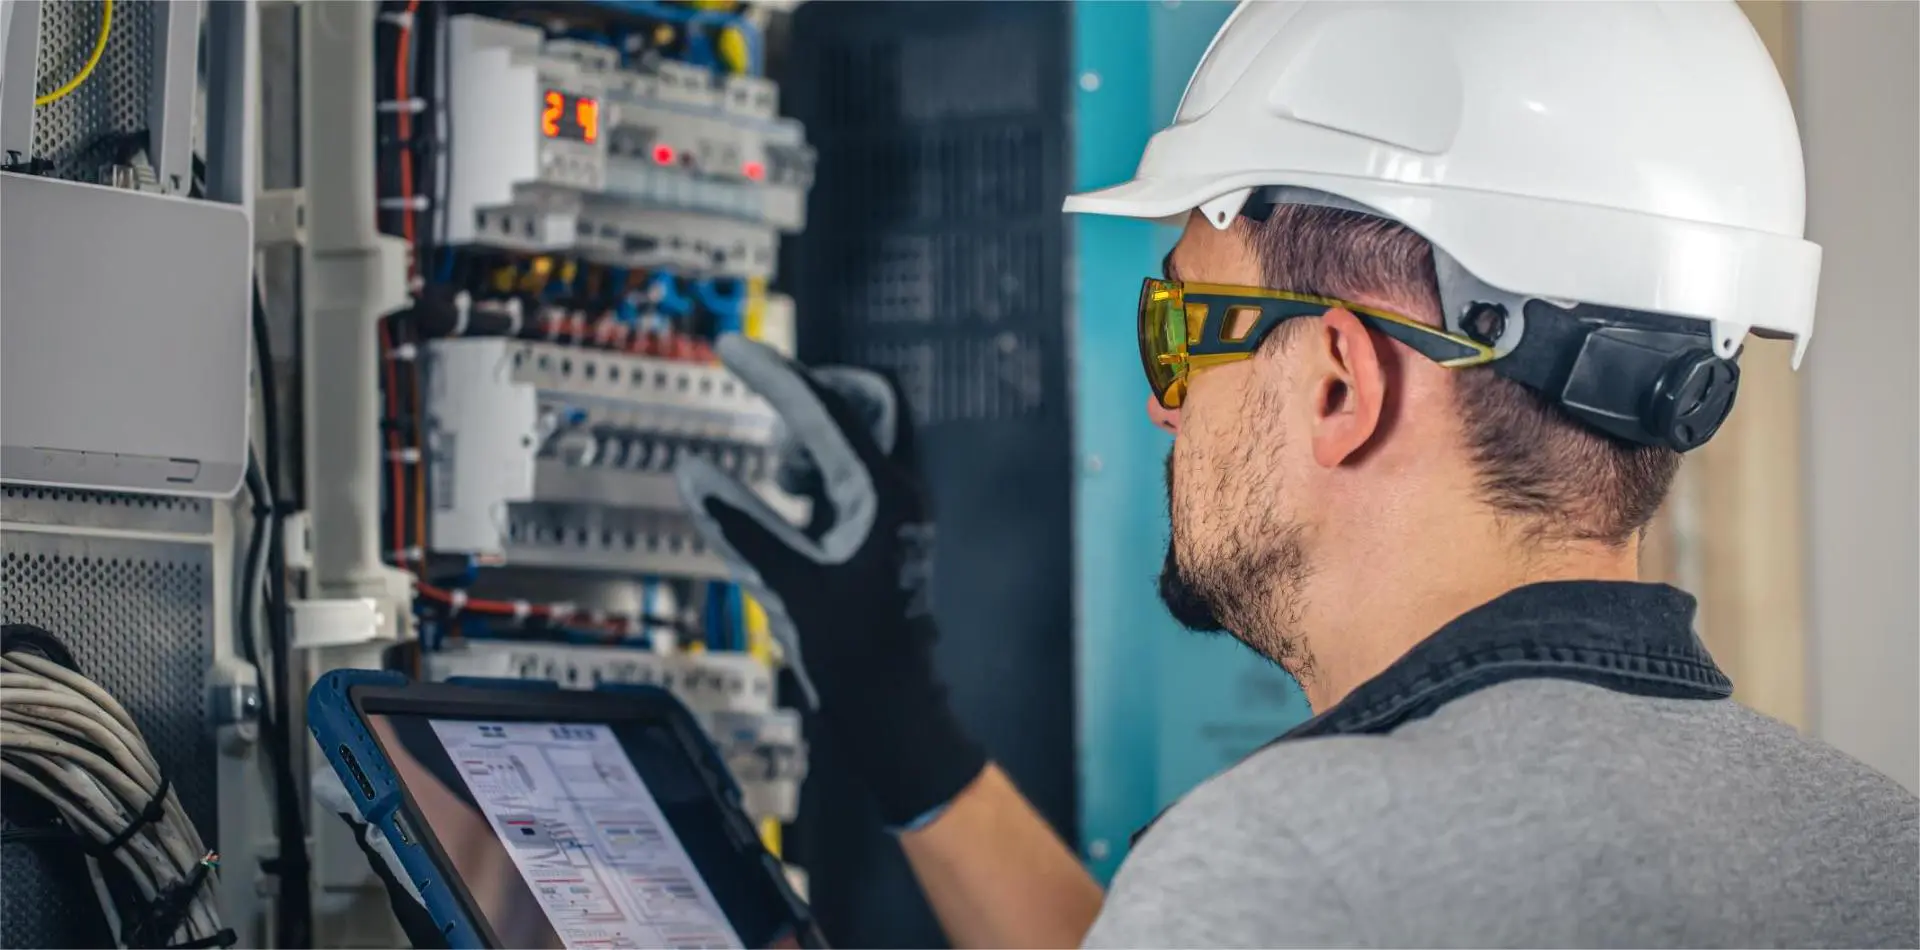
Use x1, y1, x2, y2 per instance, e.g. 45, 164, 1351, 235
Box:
0, 627, 232, 949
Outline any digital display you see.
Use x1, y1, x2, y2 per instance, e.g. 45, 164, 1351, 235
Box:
543, 90, 600, 144
368, 714, 804, 949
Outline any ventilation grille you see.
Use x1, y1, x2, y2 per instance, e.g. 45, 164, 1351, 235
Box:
30, 0, 161, 177
0, 535, 217, 950
814, 28, 1042, 125
851, 335, 1045, 427
781, 7, 1073, 944
817, 125, 1046, 225
835, 227, 1046, 329
1, 484, 213, 534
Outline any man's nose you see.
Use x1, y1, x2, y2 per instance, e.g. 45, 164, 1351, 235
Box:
1146, 395, 1180, 434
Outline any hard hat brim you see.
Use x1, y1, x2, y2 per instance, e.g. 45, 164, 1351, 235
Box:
1064, 171, 1822, 368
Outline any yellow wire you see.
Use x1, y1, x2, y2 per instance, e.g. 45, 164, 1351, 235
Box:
35, 0, 114, 108
759, 817, 782, 858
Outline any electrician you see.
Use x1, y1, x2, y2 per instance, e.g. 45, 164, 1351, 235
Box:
677, 2, 1920, 946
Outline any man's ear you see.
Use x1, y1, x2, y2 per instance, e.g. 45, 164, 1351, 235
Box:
1308, 307, 1390, 468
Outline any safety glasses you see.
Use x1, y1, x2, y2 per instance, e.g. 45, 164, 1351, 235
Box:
1138, 277, 1500, 409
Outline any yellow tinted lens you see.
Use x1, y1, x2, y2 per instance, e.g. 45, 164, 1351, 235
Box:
1139, 279, 1188, 407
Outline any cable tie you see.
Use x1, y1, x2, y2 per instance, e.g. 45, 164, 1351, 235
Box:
377, 10, 414, 27
511, 600, 532, 622
451, 294, 472, 337
83, 773, 172, 859
377, 196, 431, 211
128, 853, 220, 949
447, 589, 468, 615
375, 97, 428, 114
548, 602, 577, 622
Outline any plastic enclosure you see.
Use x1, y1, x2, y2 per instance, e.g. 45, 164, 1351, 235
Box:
0, 173, 252, 496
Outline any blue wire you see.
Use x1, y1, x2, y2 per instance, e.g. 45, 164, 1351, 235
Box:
728, 584, 746, 651
575, 0, 762, 74
705, 582, 742, 651
693, 279, 747, 336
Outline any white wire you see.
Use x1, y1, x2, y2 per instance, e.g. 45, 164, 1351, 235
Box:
1, 669, 209, 858
0, 686, 204, 856
0, 728, 209, 943
5, 654, 147, 756
0, 760, 159, 893
87, 854, 130, 950
0, 726, 198, 873
1, 652, 225, 943
3, 696, 160, 787
2, 744, 217, 942
0, 759, 163, 904
1, 703, 214, 889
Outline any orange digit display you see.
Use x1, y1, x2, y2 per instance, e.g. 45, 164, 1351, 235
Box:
542, 90, 564, 138
540, 89, 599, 144
575, 97, 599, 144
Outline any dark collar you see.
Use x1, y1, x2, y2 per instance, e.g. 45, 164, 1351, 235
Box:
1130, 580, 1730, 849
1285, 580, 1730, 740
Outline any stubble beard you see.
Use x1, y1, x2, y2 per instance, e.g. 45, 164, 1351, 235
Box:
1159, 448, 1317, 683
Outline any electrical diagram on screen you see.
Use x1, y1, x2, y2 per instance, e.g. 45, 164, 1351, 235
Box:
434, 720, 744, 950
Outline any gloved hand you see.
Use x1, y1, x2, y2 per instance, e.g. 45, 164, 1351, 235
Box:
676, 335, 986, 829
312, 766, 448, 949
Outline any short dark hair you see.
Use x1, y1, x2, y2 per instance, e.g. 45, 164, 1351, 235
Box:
1243, 204, 1679, 546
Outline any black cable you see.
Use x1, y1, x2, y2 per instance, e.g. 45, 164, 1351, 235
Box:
239, 451, 273, 725
409, 1, 436, 277
434, 0, 454, 283
251, 285, 311, 950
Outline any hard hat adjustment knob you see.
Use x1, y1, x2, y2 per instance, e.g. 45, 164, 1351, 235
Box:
1461, 302, 1508, 347
1646, 350, 1740, 452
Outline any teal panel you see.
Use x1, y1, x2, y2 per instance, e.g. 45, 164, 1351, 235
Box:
1070, 0, 1312, 884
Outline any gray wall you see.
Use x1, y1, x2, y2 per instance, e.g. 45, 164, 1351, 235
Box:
1798, 0, 1920, 793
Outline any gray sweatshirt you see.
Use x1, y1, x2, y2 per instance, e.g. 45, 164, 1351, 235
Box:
1086, 677, 1920, 948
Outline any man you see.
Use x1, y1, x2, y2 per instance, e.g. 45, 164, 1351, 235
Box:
678, 2, 1920, 946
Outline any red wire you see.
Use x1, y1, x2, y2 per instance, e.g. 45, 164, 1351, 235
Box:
397, 0, 421, 272
381, 0, 629, 642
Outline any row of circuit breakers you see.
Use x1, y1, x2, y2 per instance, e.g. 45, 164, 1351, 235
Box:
416, 13, 819, 829
430, 14, 813, 583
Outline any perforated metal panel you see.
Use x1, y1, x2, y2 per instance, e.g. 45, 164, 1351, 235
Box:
30, 0, 161, 176
783, 4, 1073, 946
0, 484, 215, 534
0, 491, 217, 950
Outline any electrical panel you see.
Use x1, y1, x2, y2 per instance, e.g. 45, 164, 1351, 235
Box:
441, 14, 813, 269
426, 335, 805, 575
362, 2, 824, 923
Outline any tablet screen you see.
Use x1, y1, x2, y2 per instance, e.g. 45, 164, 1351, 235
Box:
367, 714, 796, 949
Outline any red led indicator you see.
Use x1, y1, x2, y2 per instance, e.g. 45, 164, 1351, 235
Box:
742, 161, 766, 182
652, 144, 677, 166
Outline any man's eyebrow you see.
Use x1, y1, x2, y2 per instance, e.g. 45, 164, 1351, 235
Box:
1162, 250, 1179, 282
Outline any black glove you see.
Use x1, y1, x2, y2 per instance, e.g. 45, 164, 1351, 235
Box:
676, 336, 986, 829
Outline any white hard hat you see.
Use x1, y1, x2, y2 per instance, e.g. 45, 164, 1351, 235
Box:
1064, 0, 1822, 371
